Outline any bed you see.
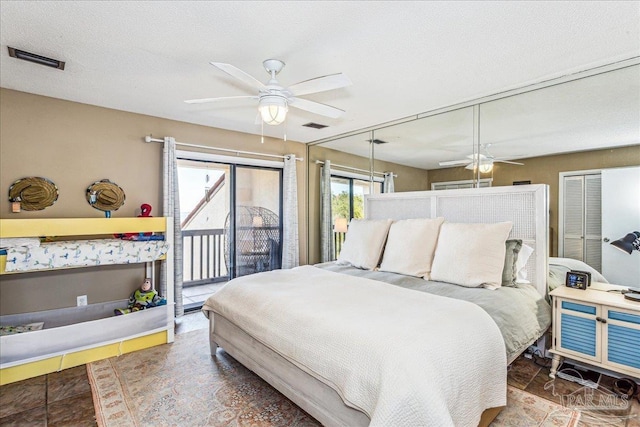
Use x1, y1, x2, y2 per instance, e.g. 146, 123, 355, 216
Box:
203, 185, 552, 427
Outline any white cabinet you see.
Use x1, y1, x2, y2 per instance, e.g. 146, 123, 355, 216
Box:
549, 286, 640, 379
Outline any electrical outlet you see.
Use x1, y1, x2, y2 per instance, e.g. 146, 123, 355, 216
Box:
77, 295, 88, 306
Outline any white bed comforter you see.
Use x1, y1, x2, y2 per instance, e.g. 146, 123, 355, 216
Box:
205, 265, 507, 427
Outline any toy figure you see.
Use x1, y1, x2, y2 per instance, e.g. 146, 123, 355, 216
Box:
118, 203, 154, 240
114, 277, 166, 315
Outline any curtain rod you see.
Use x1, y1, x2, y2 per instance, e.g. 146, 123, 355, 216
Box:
315, 160, 397, 177
144, 136, 303, 162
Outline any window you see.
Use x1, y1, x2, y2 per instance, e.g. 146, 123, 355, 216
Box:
331, 175, 382, 258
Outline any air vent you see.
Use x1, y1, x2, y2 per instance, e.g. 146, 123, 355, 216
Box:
370, 139, 389, 145
8, 47, 65, 70
302, 122, 328, 129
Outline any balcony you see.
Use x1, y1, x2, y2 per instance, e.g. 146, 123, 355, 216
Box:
181, 227, 281, 309
182, 228, 227, 309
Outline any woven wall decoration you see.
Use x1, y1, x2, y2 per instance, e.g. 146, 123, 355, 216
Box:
8, 177, 59, 211
86, 179, 126, 212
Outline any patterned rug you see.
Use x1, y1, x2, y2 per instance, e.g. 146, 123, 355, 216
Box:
88, 328, 578, 427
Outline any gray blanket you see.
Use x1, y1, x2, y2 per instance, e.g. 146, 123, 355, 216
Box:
316, 262, 552, 363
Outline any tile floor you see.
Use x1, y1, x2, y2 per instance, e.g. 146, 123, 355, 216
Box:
507, 356, 640, 427
1, 313, 639, 426
0, 311, 210, 426
182, 282, 225, 308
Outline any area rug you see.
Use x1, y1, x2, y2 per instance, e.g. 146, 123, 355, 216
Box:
88, 328, 579, 427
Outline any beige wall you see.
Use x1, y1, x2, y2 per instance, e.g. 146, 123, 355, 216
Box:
0, 88, 307, 314
427, 145, 640, 256
306, 144, 430, 264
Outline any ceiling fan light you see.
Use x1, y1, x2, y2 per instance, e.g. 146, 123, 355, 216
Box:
259, 96, 288, 125
479, 162, 493, 173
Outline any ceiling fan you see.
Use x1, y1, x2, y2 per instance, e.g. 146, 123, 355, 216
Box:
439, 144, 524, 172
185, 59, 352, 126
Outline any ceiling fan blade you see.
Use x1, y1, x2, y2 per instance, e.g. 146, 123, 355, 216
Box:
439, 159, 471, 167
288, 73, 352, 96
210, 62, 266, 91
184, 95, 258, 104
289, 97, 345, 119
494, 159, 524, 165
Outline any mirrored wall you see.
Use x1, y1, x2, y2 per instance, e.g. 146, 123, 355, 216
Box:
307, 61, 640, 263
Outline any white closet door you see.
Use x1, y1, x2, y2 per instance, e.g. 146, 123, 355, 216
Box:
563, 176, 585, 260
584, 174, 602, 272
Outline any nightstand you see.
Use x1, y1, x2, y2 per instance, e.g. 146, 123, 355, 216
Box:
549, 283, 640, 380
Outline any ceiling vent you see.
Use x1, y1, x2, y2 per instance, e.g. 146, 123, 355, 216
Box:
8, 47, 65, 70
302, 122, 328, 129
370, 139, 389, 145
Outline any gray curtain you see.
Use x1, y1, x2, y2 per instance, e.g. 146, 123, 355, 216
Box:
161, 137, 184, 317
281, 154, 299, 269
383, 173, 395, 193
320, 161, 334, 262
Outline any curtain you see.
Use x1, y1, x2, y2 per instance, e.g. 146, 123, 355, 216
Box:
320, 161, 334, 262
281, 154, 299, 269
161, 137, 184, 317
384, 173, 395, 193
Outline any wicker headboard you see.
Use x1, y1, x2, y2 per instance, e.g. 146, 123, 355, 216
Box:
365, 184, 549, 296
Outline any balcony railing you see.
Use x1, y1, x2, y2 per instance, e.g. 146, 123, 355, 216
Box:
182, 226, 281, 286
182, 228, 227, 287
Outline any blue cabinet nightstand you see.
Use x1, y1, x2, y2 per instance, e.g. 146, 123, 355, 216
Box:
549, 284, 640, 379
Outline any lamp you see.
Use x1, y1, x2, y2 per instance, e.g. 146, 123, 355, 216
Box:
259, 95, 288, 125
610, 231, 640, 254
334, 217, 348, 233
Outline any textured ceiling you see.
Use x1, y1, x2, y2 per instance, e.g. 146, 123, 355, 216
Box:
1, 1, 639, 167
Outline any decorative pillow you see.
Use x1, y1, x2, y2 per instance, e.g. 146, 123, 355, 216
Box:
430, 222, 513, 289
515, 244, 534, 283
379, 217, 445, 278
336, 219, 392, 270
501, 239, 523, 287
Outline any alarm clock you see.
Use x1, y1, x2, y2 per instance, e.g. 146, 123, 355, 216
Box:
565, 271, 589, 290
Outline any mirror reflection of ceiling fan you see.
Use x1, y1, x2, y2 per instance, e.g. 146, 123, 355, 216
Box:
438, 144, 524, 172
184, 59, 352, 126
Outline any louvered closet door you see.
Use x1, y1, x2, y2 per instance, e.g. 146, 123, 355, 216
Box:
563, 176, 585, 260
583, 174, 602, 272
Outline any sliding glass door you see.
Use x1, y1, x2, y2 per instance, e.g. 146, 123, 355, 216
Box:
177, 160, 282, 310
231, 166, 282, 278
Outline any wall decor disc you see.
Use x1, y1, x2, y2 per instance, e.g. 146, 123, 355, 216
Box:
86, 179, 126, 212
8, 177, 59, 211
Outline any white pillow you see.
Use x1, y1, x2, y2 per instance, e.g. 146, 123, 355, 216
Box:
379, 218, 445, 278
430, 222, 513, 289
515, 244, 534, 283
336, 219, 392, 270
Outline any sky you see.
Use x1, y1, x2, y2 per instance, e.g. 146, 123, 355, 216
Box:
177, 166, 225, 221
